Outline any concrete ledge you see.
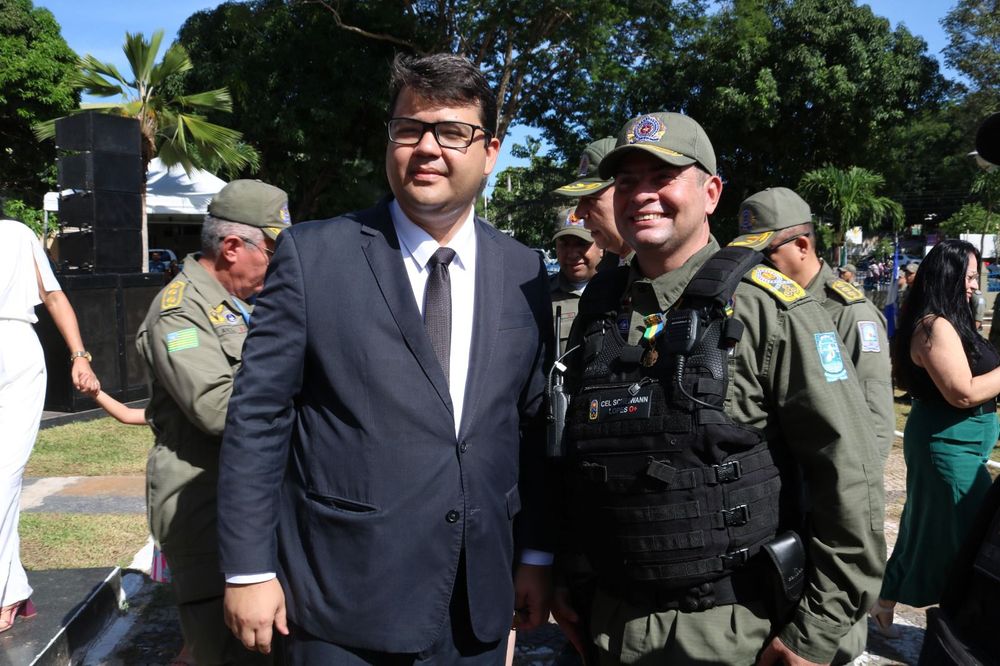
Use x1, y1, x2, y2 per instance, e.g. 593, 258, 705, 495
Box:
0, 568, 123, 666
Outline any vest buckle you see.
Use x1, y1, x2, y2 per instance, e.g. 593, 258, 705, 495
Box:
720, 548, 749, 568
721, 504, 750, 527
714, 460, 742, 483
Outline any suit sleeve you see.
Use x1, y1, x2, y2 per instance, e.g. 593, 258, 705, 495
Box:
768, 299, 886, 663
217, 231, 308, 575
514, 255, 556, 554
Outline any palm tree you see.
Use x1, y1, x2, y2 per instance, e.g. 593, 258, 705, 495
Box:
798, 165, 904, 266
35, 30, 260, 270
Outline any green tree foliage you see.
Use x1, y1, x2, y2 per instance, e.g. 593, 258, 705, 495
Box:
942, 0, 1000, 102
939, 203, 991, 235
798, 165, 904, 264
666, 0, 949, 222
0, 0, 77, 204
177, 0, 398, 220
2, 197, 47, 235
488, 137, 567, 247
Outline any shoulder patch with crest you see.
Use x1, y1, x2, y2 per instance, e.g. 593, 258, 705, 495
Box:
746, 265, 807, 305
827, 279, 865, 304
161, 281, 186, 311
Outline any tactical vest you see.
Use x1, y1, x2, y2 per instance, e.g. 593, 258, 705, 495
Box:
564, 247, 794, 607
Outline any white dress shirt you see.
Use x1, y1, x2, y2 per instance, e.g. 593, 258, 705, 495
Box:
389, 200, 476, 436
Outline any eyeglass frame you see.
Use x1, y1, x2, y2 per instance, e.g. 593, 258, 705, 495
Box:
218, 235, 274, 263
763, 231, 811, 257
386, 117, 493, 150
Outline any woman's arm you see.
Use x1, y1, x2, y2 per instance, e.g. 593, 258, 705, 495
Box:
913, 316, 1000, 408
35, 263, 100, 394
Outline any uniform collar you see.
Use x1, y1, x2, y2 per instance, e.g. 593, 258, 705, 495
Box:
628, 237, 721, 312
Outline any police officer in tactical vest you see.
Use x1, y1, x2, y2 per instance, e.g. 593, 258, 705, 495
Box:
550, 112, 886, 665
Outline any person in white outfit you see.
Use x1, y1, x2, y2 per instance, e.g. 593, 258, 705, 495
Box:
0, 216, 99, 632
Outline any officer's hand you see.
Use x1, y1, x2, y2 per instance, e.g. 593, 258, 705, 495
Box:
757, 637, 827, 666
512, 564, 551, 632
224, 579, 289, 654
551, 586, 591, 665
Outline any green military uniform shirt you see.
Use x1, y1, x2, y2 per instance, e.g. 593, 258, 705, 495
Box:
566, 239, 886, 665
806, 260, 894, 462
551, 271, 586, 352
136, 253, 250, 603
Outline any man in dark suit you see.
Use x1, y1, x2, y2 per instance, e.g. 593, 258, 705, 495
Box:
217, 53, 553, 664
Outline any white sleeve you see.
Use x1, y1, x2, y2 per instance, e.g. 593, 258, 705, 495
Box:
30, 235, 61, 293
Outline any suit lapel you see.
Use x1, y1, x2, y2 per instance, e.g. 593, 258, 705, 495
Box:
459, 220, 502, 439
360, 204, 453, 414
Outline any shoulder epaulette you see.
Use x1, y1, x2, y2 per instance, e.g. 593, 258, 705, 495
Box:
160, 280, 187, 311
826, 279, 866, 304
743, 265, 808, 307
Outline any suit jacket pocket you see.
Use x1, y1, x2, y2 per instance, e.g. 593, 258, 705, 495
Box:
506, 484, 521, 519
306, 490, 380, 515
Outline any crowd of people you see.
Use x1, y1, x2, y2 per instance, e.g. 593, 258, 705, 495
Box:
1, 51, 999, 666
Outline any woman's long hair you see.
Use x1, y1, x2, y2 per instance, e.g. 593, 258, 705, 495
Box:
892, 239, 981, 392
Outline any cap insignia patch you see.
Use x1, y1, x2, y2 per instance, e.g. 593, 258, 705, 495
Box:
626, 115, 666, 144
739, 208, 755, 233
279, 204, 291, 224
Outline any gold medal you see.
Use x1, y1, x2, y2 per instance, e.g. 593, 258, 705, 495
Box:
642, 347, 659, 367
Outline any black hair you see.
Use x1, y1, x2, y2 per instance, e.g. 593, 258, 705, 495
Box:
892, 238, 981, 391
388, 53, 497, 136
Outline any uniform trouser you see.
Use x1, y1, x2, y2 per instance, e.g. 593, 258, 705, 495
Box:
176, 594, 275, 666
588, 586, 773, 665
0, 320, 45, 607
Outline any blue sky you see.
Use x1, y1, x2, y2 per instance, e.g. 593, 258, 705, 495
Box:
35, 0, 960, 195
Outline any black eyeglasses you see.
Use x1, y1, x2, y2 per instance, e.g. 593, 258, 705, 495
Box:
763, 232, 810, 257
387, 118, 492, 149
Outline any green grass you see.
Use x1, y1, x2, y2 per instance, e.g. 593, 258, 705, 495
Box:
28, 417, 151, 477
19, 513, 150, 570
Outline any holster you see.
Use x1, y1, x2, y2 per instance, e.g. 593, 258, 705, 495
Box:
761, 531, 806, 620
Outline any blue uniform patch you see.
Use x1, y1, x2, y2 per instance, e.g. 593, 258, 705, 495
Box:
858, 321, 881, 352
814, 332, 847, 382
617, 315, 630, 334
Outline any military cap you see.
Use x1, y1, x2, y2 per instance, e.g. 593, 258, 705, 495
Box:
208, 179, 291, 240
554, 137, 616, 197
599, 112, 716, 179
840, 263, 858, 276
552, 208, 592, 243
905, 262, 920, 274
738, 187, 812, 235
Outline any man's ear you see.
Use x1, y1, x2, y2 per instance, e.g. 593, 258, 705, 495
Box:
219, 235, 242, 263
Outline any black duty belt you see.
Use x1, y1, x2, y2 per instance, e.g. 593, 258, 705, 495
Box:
603, 559, 765, 613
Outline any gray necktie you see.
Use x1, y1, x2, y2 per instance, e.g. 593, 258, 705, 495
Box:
424, 247, 456, 382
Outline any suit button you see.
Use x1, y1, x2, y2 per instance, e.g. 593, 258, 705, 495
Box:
459, 441, 468, 453
446, 510, 460, 523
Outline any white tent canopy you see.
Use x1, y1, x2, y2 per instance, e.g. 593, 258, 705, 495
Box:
43, 158, 227, 217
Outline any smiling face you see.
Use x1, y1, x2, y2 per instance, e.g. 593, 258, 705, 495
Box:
385, 87, 500, 242
555, 235, 601, 283
612, 152, 721, 273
